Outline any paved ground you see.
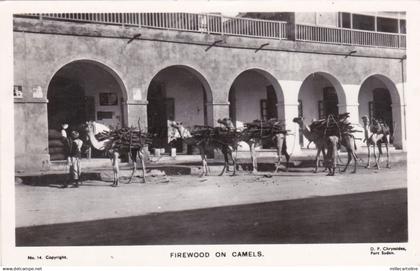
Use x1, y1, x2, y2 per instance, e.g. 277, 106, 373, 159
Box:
15, 162, 407, 246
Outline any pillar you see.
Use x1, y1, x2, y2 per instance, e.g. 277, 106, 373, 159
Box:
341, 84, 361, 124
277, 80, 303, 155
15, 86, 50, 171
392, 103, 405, 150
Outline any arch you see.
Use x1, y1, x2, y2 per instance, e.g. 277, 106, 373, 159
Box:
47, 59, 128, 160
359, 73, 401, 106
228, 68, 285, 104
358, 74, 403, 148
297, 71, 346, 147
228, 68, 285, 124
47, 59, 128, 101
146, 64, 213, 154
146, 64, 213, 105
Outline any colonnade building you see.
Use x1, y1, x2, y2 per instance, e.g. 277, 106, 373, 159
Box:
13, 12, 407, 171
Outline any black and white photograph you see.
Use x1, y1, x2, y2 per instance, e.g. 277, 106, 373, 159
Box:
1, 1, 420, 268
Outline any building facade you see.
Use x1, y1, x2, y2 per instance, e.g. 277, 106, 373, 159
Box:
13, 12, 407, 171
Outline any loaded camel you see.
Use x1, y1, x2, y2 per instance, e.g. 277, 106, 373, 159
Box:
293, 117, 327, 173
84, 121, 148, 186
361, 115, 391, 169
217, 118, 290, 174
294, 114, 359, 175
168, 121, 238, 176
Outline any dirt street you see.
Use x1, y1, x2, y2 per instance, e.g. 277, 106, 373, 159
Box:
15, 163, 407, 246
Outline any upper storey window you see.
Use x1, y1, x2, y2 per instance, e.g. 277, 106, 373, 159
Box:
340, 12, 405, 34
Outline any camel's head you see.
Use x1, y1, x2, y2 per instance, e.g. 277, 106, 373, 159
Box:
292, 117, 303, 125
167, 120, 191, 143
361, 115, 369, 126
169, 120, 182, 129
217, 118, 235, 129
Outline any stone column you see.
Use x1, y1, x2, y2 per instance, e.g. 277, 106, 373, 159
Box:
280, 103, 302, 156
341, 84, 361, 124
391, 103, 406, 150
15, 80, 51, 171
277, 80, 302, 156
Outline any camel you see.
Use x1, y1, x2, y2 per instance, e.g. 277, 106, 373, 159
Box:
293, 117, 327, 172
84, 121, 147, 186
361, 115, 391, 169
168, 121, 237, 176
294, 116, 359, 174
217, 118, 290, 174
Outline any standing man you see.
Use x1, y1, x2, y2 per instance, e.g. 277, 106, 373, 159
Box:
63, 131, 83, 188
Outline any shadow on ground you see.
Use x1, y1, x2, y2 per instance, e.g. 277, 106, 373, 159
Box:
16, 188, 407, 246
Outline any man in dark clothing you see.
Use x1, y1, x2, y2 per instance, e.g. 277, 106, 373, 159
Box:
62, 131, 83, 188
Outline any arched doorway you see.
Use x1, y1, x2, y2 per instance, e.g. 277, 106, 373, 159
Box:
229, 69, 284, 123
47, 60, 127, 160
298, 72, 345, 147
146, 65, 212, 154
358, 75, 402, 147
228, 69, 285, 148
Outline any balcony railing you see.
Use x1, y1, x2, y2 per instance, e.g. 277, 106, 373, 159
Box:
20, 13, 288, 40
16, 13, 406, 49
296, 23, 406, 49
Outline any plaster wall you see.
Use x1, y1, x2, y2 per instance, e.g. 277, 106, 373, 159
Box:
232, 71, 271, 123
154, 68, 206, 128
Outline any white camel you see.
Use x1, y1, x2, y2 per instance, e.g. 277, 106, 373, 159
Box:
84, 121, 147, 186
361, 116, 391, 169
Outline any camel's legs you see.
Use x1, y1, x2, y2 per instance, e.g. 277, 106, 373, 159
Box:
351, 151, 358, 173
200, 151, 209, 177
218, 149, 230, 176
111, 152, 120, 187
321, 148, 327, 172
140, 151, 147, 182
372, 140, 379, 169
341, 150, 352, 173
128, 152, 137, 184
230, 151, 237, 176
274, 135, 289, 173
249, 142, 258, 174
129, 161, 136, 183
366, 141, 371, 168
385, 139, 390, 168
314, 147, 322, 173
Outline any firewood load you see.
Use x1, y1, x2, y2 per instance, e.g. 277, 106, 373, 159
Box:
242, 119, 289, 142
308, 113, 359, 139
189, 125, 242, 148
95, 127, 153, 153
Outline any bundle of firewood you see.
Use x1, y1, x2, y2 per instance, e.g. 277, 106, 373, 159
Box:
309, 113, 359, 138
242, 119, 288, 141
95, 127, 153, 151
190, 125, 242, 147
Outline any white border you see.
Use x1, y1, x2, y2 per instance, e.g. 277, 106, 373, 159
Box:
1, 0, 419, 267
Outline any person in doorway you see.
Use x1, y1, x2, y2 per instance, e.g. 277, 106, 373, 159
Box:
63, 131, 83, 188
